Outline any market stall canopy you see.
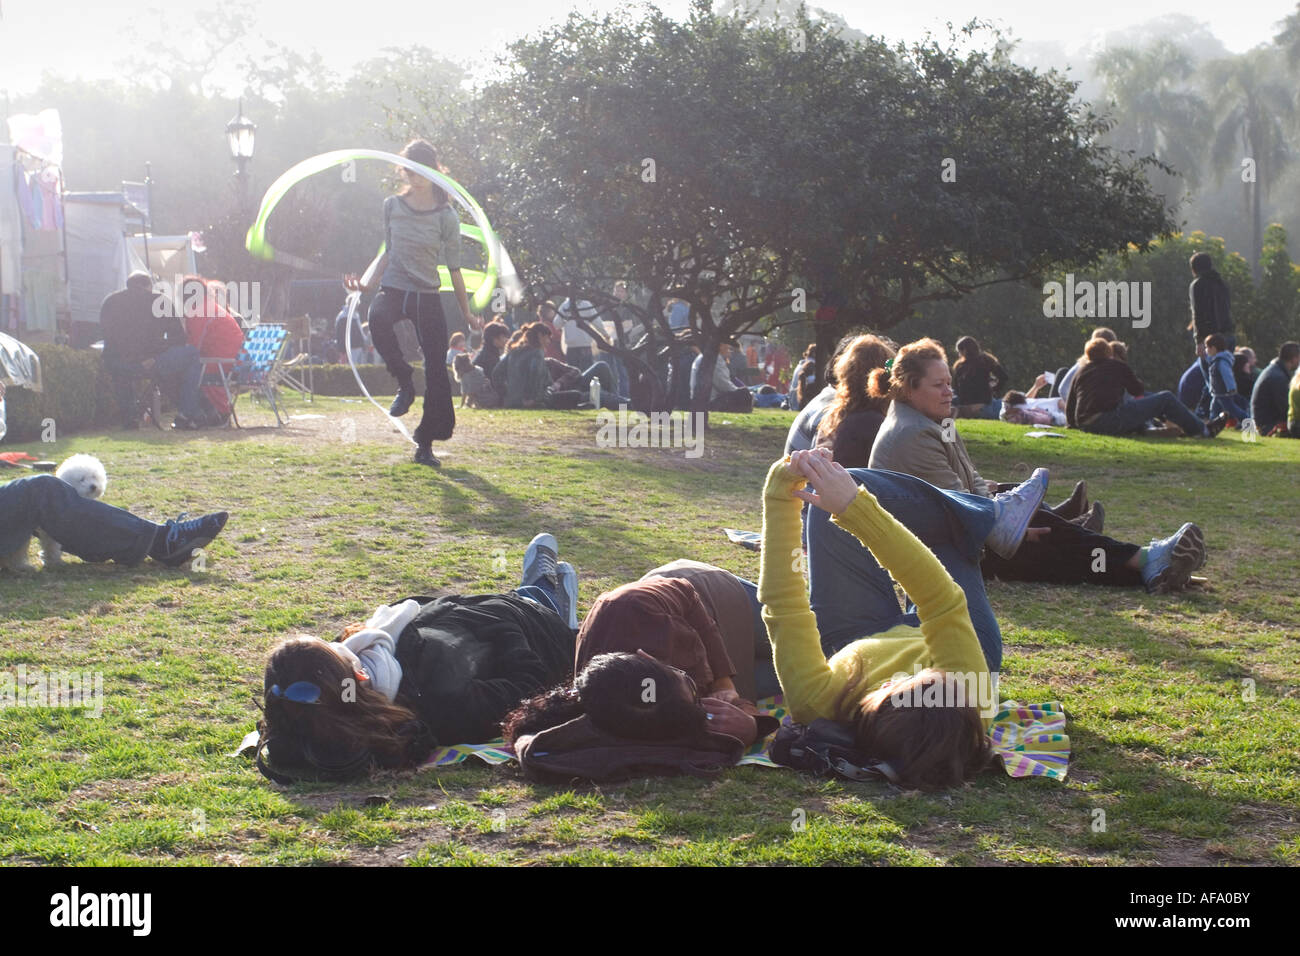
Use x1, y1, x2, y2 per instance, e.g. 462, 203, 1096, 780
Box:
0, 331, 42, 391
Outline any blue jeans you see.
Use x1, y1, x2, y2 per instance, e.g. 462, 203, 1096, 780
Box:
106, 345, 204, 424
1210, 392, 1249, 421
514, 583, 560, 617
1082, 390, 1207, 437
0, 474, 158, 564
733, 575, 780, 699
576, 361, 626, 408
806, 468, 1001, 672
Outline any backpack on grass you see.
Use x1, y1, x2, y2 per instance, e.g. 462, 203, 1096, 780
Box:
769, 718, 899, 783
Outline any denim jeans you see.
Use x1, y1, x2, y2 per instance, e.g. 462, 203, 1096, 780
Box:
1210, 392, 1249, 422
733, 575, 780, 699
1083, 391, 1207, 437
514, 583, 560, 617
576, 361, 626, 408
0, 474, 157, 564
806, 468, 1001, 672
105, 346, 204, 424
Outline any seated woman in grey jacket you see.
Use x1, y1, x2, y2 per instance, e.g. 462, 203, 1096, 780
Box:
860, 338, 1204, 594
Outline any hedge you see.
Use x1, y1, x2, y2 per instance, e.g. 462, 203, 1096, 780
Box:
3, 344, 118, 443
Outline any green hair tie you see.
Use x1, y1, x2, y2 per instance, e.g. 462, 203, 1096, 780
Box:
884, 358, 894, 370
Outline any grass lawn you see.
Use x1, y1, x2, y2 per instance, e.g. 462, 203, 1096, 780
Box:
1, 391, 1297, 866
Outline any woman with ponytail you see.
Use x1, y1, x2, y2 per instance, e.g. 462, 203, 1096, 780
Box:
813, 334, 896, 467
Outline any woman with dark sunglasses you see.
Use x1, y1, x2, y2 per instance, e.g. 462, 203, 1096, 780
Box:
255, 533, 576, 782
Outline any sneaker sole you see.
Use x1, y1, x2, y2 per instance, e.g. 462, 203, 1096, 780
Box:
558, 561, 579, 629
1149, 523, 1204, 592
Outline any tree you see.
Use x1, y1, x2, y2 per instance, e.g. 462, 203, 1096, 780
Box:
471, 2, 1174, 413
1092, 40, 1208, 205
1205, 48, 1295, 278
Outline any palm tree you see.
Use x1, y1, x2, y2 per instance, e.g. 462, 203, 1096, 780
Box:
1277, 3, 1300, 70
1092, 40, 1209, 207
1204, 48, 1295, 278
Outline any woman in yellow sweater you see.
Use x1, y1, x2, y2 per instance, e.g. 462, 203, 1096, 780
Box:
759, 448, 1043, 789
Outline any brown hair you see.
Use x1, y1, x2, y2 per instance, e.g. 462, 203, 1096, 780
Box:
1203, 333, 1227, 353
1110, 341, 1128, 362
399, 139, 449, 205
1091, 327, 1117, 342
1003, 390, 1027, 407
258, 637, 434, 781
867, 337, 947, 402
449, 331, 466, 349
817, 334, 896, 442
511, 321, 550, 351
482, 320, 510, 346
832, 667, 991, 790
1083, 338, 1112, 363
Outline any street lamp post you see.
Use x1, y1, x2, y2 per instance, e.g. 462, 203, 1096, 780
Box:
225, 98, 256, 213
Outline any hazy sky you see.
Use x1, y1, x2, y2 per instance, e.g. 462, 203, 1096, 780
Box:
2, 0, 1297, 95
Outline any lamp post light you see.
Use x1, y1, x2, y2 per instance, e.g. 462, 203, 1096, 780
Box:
225, 97, 256, 212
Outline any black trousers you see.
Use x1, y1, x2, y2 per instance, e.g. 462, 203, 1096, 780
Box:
982, 508, 1142, 587
368, 287, 455, 445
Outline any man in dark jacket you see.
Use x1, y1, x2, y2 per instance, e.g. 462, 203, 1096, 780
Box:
1187, 253, 1234, 354
100, 272, 206, 429
1250, 342, 1300, 435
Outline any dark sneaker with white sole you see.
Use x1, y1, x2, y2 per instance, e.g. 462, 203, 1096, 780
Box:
1141, 522, 1205, 593
152, 512, 229, 567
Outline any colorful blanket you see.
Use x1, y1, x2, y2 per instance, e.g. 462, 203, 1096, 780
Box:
421, 696, 1069, 780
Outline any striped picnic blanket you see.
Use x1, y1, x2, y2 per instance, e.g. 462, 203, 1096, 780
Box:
423, 696, 1069, 780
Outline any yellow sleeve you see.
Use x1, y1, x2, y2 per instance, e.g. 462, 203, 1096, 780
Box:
830, 488, 986, 678
756, 459, 845, 723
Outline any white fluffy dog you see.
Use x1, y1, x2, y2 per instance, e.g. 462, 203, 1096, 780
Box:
0, 454, 107, 571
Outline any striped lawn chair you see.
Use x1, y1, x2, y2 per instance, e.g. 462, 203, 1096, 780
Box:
223, 324, 291, 426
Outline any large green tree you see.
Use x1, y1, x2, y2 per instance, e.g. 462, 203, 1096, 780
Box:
471, 1, 1174, 411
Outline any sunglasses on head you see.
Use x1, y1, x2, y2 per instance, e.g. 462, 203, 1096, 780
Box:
269, 681, 324, 705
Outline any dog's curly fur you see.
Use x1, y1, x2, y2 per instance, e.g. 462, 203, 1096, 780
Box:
0, 454, 107, 571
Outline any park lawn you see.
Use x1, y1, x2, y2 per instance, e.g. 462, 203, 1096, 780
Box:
1, 392, 1297, 866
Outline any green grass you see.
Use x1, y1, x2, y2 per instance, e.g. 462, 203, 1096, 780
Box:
1, 392, 1297, 865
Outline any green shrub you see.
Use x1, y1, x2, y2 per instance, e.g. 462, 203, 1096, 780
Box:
3, 345, 117, 443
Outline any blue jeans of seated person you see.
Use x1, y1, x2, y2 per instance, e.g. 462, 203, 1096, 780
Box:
1082, 390, 1207, 437
575, 361, 626, 408
105, 345, 205, 424
0, 474, 157, 564
1209, 391, 1249, 422
806, 468, 1001, 672
734, 575, 781, 699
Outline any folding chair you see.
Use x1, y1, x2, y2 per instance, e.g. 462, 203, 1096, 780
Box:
225, 324, 291, 426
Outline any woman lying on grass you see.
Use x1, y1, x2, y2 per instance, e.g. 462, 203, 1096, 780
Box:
500, 563, 782, 779
759, 448, 1048, 789
254, 533, 577, 782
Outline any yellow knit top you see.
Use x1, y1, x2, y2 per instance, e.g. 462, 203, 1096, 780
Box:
757, 459, 993, 729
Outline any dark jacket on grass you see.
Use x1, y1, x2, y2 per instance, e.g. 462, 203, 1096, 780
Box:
1066, 358, 1144, 427
392, 593, 575, 745
1251, 358, 1294, 435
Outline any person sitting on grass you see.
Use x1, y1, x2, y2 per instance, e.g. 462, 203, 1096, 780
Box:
1067, 337, 1227, 439
0, 418, 228, 570
812, 333, 895, 468
1001, 375, 1066, 426
1201, 333, 1250, 424
866, 338, 1207, 593
691, 342, 754, 413
756, 448, 1054, 789
1250, 341, 1300, 436
254, 533, 579, 783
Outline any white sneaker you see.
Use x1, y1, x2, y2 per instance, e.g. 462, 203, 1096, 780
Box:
556, 561, 579, 630
986, 468, 1049, 559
